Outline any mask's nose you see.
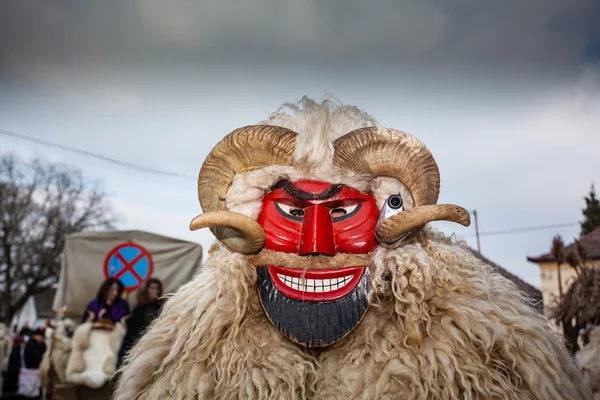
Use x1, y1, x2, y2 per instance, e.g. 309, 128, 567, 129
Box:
298, 205, 335, 256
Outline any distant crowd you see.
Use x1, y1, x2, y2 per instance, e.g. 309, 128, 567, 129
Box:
1, 277, 165, 399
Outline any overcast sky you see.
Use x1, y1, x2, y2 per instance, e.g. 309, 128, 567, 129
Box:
1, 0, 599, 288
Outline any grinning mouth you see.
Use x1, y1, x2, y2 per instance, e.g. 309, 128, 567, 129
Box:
268, 266, 365, 301
276, 274, 353, 293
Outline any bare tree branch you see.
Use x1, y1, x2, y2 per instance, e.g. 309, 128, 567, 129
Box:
0, 152, 116, 323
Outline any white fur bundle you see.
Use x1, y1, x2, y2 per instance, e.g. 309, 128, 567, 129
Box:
66, 321, 126, 389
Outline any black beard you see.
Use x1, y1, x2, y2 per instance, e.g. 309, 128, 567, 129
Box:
256, 266, 371, 348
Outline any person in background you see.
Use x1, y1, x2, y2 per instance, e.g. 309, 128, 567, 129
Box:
83, 278, 130, 325
3, 333, 24, 397
16, 328, 46, 399
119, 278, 165, 365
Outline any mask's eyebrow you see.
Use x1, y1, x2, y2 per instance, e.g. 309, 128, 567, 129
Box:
269, 179, 345, 200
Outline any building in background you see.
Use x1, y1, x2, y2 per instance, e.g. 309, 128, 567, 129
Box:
34, 287, 57, 323
527, 227, 600, 314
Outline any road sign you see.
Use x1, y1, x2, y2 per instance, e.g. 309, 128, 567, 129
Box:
103, 242, 154, 291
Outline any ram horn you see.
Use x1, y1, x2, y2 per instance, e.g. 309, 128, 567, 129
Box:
376, 205, 471, 246
190, 211, 266, 255
333, 127, 440, 206
192, 125, 297, 254
334, 127, 470, 241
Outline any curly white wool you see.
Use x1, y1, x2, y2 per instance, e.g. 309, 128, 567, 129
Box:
114, 97, 591, 399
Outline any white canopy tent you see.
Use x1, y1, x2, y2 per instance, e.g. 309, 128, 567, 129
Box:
10, 296, 38, 333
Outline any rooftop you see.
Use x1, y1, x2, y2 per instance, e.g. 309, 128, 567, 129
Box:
527, 226, 600, 263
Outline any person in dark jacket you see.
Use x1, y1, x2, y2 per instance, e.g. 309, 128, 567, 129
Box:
3, 336, 23, 395
22, 329, 46, 370
3, 328, 30, 397
17, 328, 46, 399
118, 278, 164, 365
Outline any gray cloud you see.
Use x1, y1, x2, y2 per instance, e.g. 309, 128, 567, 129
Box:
1, 0, 599, 73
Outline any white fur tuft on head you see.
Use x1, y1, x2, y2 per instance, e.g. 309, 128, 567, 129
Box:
259, 96, 380, 181
226, 96, 413, 220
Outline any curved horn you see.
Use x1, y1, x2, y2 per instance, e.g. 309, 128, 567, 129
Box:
333, 127, 440, 206
376, 205, 471, 246
190, 211, 266, 254
193, 125, 296, 254
334, 127, 470, 244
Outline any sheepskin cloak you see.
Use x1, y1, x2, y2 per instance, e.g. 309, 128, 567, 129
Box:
114, 97, 591, 400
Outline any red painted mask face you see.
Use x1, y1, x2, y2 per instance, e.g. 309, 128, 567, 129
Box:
255, 179, 380, 347
257, 180, 379, 256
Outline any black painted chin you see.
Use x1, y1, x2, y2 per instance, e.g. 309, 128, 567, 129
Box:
256, 266, 371, 348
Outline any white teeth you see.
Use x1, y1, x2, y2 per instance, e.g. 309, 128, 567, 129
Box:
276, 273, 354, 293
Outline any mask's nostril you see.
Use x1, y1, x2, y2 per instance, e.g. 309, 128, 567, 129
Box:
330, 208, 347, 218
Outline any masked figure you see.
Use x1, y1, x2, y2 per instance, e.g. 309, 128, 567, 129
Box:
115, 98, 590, 399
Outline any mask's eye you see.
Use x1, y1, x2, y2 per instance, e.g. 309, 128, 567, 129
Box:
376, 194, 410, 247
379, 194, 404, 223
331, 204, 360, 222
387, 195, 403, 210
274, 203, 305, 221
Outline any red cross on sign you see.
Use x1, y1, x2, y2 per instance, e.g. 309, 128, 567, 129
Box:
103, 242, 154, 291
